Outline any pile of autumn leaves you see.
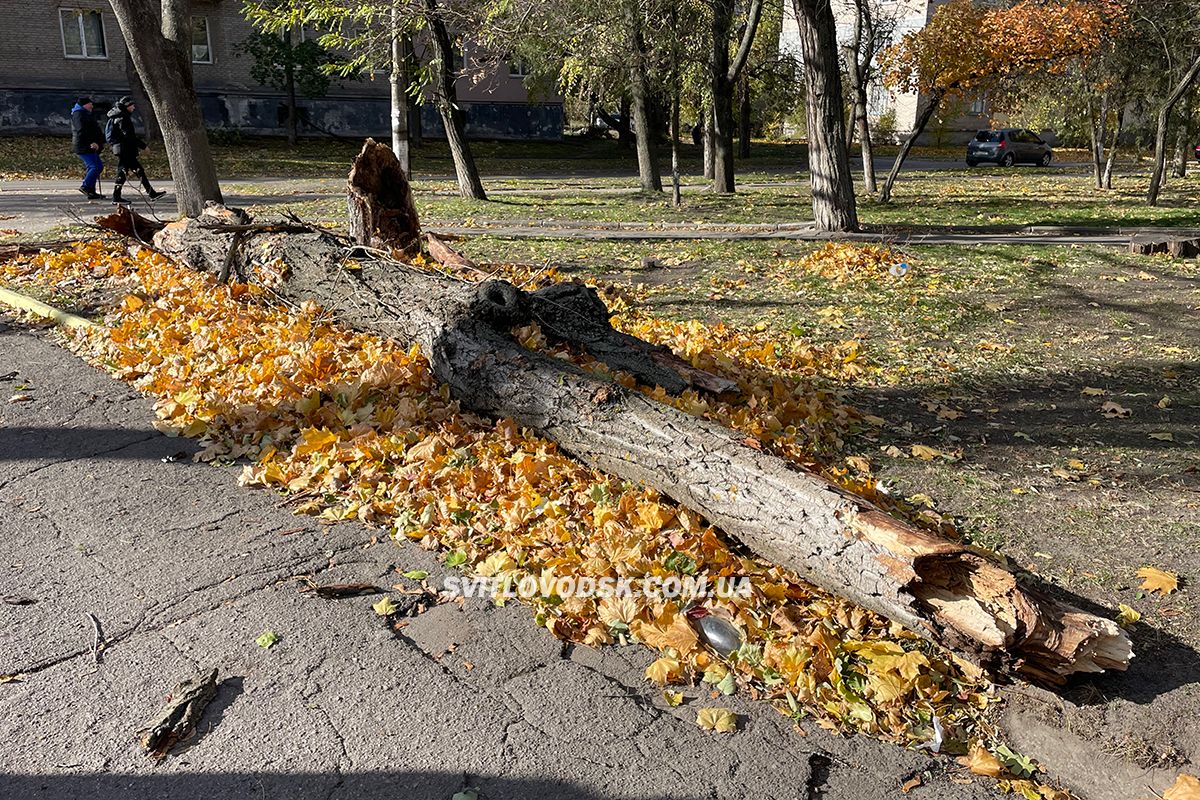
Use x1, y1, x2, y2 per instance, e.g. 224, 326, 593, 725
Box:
2, 240, 1071, 796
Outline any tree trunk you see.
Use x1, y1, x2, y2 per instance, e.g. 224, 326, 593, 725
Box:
857, 96, 876, 195
1102, 105, 1124, 190
123, 47, 160, 143
129, 141, 1132, 684
738, 75, 752, 159
107, 0, 222, 217
671, 68, 682, 207
791, 0, 858, 231
1089, 89, 1108, 190
878, 90, 942, 204
389, 4, 411, 174
1173, 96, 1192, 179
625, 0, 662, 193
703, 109, 715, 180
710, 0, 764, 193
1148, 52, 1200, 206
424, 0, 486, 200
710, 0, 736, 193
284, 31, 298, 147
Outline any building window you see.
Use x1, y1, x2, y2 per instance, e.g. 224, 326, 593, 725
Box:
508, 59, 530, 79
969, 96, 987, 115
192, 16, 212, 63
60, 9, 107, 59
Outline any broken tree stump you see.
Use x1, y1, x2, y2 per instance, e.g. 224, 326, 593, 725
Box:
107, 140, 1131, 682
347, 137, 420, 254
1129, 234, 1200, 258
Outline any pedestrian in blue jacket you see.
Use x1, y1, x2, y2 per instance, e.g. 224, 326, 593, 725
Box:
70, 97, 105, 200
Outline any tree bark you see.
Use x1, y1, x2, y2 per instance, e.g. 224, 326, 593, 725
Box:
107, 0, 223, 217
128, 147, 1132, 683
625, 0, 662, 193
1148, 52, 1200, 206
703, 109, 715, 180
878, 89, 942, 204
1088, 88, 1108, 190
1102, 105, 1124, 190
710, 0, 764, 193
791, 0, 858, 231
123, 47, 160, 143
1173, 96, 1192, 179
424, 0, 486, 200
389, 3, 411, 175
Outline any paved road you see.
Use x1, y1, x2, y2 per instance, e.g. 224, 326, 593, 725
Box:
0, 317, 993, 800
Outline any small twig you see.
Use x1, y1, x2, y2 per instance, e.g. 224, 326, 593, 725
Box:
84, 611, 106, 664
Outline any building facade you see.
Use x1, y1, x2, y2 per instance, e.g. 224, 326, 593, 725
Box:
779, 0, 993, 145
0, 0, 563, 139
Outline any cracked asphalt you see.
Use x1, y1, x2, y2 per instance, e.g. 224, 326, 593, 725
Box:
0, 316, 1000, 800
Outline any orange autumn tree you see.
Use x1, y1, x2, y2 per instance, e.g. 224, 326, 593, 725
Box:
877, 0, 1126, 203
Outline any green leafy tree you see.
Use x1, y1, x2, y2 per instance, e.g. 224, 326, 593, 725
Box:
238, 30, 336, 145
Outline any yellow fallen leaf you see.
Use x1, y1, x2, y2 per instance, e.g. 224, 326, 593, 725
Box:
1116, 603, 1140, 628
1164, 773, 1200, 800
663, 690, 685, 707
1080, 386, 1106, 396
958, 745, 1005, 778
1158, 396, 1172, 409
1137, 566, 1179, 596
911, 444, 940, 460
645, 656, 682, 686
1148, 432, 1174, 442
1067, 459, 1086, 471
696, 707, 738, 733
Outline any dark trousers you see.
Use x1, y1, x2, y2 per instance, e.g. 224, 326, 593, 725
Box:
77, 152, 103, 192
113, 154, 153, 195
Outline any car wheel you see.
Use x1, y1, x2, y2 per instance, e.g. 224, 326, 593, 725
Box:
1002, 153, 1015, 167
1040, 152, 1052, 167
966, 160, 978, 167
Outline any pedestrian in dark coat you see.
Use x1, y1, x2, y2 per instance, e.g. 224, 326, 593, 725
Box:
70, 97, 105, 199
105, 96, 166, 204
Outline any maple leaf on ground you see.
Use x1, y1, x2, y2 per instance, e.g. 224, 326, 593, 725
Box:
696, 707, 738, 733
1137, 567, 1179, 596
958, 745, 1005, 778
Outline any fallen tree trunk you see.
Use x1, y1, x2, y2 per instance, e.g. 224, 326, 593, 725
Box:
107, 143, 1131, 682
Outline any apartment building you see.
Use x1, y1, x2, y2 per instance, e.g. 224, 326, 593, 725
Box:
0, 0, 564, 139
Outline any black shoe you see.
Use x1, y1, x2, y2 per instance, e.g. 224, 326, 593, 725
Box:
77, 187, 90, 197
112, 196, 129, 206
86, 191, 105, 200
148, 189, 167, 200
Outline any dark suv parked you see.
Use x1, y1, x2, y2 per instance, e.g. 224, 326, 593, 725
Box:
966, 128, 1053, 167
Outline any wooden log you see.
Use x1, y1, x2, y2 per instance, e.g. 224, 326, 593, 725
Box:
113, 141, 1130, 681
136, 217, 1130, 682
425, 231, 487, 277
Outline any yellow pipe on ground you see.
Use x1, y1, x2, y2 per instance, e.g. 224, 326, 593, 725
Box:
0, 286, 98, 331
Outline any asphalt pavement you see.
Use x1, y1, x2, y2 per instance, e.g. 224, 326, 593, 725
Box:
0, 318, 992, 799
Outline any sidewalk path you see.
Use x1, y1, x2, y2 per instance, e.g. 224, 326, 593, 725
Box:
0, 317, 991, 800
0, 158, 1093, 237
